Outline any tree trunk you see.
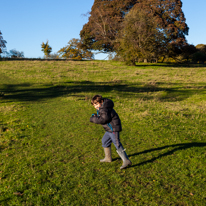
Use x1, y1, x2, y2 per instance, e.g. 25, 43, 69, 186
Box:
132, 59, 136, 66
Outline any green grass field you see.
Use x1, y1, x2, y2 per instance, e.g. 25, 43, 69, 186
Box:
0, 60, 206, 205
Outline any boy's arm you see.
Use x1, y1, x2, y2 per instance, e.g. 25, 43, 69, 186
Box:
90, 110, 112, 124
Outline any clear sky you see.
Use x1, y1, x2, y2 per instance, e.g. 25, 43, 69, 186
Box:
1, 0, 206, 60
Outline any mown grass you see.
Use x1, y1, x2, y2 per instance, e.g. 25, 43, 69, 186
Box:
0, 60, 206, 205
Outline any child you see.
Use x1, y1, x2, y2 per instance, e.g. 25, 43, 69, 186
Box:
90, 94, 132, 169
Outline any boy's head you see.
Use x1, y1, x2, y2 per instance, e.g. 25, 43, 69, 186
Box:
91, 95, 103, 110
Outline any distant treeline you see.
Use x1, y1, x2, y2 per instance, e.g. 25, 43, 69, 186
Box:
0, 57, 79, 61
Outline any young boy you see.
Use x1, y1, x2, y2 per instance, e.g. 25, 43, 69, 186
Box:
90, 94, 132, 169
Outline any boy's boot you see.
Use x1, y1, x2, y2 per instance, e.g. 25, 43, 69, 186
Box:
116, 146, 132, 169
100, 147, 112, 163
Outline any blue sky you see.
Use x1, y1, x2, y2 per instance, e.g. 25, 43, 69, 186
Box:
1, 0, 206, 59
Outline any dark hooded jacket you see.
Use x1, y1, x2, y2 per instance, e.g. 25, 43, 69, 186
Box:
90, 98, 122, 132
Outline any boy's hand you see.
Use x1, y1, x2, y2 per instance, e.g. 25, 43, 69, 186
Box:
90, 113, 97, 123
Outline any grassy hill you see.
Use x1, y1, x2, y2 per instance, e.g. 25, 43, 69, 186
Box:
0, 60, 206, 205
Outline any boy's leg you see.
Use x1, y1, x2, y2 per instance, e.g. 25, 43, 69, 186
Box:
100, 132, 112, 162
109, 132, 122, 149
110, 132, 132, 169
102, 132, 113, 148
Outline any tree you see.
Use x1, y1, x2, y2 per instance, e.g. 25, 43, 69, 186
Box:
192, 51, 206, 63
117, 6, 165, 65
80, 0, 138, 53
0, 31, 7, 55
49, 53, 59, 59
81, 0, 188, 63
142, 0, 188, 58
192, 44, 206, 63
9, 49, 24, 58
120, 0, 189, 64
58, 38, 94, 60
41, 41, 52, 58
179, 44, 197, 62
196, 44, 206, 53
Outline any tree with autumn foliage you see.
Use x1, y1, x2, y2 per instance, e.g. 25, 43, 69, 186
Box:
119, 0, 189, 64
41, 41, 52, 58
81, 0, 189, 64
80, 0, 138, 53
0, 31, 7, 56
117, 6, 165, 65
58, 38, 94, 60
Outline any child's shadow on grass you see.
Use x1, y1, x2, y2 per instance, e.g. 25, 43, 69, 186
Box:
127, 142, 206, 168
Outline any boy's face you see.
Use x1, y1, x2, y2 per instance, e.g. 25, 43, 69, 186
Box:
93, 102, 103, 110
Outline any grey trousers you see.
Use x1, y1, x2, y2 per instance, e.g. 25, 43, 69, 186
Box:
102, 131, 122, 149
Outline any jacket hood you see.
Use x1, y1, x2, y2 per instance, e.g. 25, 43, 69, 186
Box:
102, 98, 114, 109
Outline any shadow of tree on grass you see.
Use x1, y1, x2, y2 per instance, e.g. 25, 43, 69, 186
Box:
0, 81, 206, 103
134, 63, 206, 68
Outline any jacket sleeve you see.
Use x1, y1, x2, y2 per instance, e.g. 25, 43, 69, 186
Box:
90, 109, 112, 124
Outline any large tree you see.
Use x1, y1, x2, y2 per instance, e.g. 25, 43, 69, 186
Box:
117, 5, 165, 65
81, 0, 188, 61
0, 31, 7, 55
117, 0, 189, 64
80, 0, 138, 53
146, 0, 189, 58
